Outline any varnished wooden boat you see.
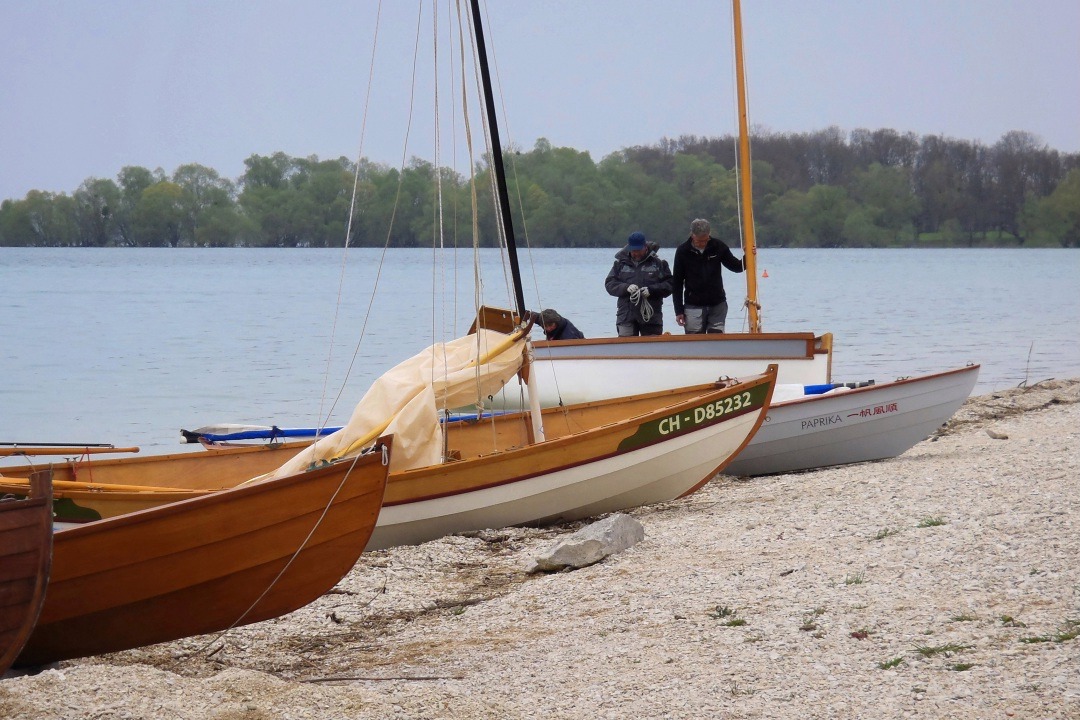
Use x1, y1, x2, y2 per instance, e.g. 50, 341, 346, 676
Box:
0, 471, 52, 676
367, 368, 774, 549
11, 437, 391, 668
2, 371, 776, 549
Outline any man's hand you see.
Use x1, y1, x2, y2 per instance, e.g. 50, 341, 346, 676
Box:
641, 286, 650, 297
626, 284, 639, 296
676, 313, 686, 326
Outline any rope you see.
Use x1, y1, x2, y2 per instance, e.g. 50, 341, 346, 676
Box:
628, 285, 654, 324
193, 444, 388, 659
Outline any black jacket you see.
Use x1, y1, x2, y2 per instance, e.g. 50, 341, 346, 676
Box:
604, 243, 674, 326
544, 317, 585, 341
671, 236, 744, 315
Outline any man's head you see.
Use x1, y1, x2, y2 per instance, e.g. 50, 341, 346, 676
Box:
539, 308, 562, 331
690, 219, 710, 249
627, 231, 648, 260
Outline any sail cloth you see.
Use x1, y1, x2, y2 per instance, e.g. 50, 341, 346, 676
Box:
258, 329, 527, 481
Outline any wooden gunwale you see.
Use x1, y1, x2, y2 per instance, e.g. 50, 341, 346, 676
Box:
384, 371, 775, 505
534, 332, 822, 348
0, 440, 313, 487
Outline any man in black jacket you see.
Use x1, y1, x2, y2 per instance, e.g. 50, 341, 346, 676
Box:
672, 218, 745, 333
529, 309, 585, 341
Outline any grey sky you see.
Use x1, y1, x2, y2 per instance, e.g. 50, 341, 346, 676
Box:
2, 0, 1078, 202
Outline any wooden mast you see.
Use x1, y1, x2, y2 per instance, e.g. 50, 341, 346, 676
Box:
468, 0, 527, 320
733, 0, 762, 333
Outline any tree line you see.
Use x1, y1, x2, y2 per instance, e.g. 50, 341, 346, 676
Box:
2, 127, 1077, 249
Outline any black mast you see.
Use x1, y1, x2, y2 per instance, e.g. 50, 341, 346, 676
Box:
468, 0, 527, 320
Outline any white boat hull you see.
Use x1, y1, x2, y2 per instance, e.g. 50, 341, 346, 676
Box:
366, 406, 762, 550
505, 332, 832, 408
724, 365, 980, 476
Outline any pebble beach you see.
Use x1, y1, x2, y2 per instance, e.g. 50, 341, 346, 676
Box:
2, 379, 1078, 719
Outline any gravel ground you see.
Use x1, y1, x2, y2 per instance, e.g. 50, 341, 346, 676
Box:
3, 379, 1078, 719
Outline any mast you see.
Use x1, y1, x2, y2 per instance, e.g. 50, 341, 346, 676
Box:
469, 0, 527, 320
733, 0, 762, 333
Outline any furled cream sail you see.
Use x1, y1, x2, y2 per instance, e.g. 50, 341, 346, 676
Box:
256, 329, 526, 481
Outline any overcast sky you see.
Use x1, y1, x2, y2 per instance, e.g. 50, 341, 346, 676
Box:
2, 0, 1078, 202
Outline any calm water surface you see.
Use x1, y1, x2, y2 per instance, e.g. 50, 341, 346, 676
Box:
2, 247, 1077, 454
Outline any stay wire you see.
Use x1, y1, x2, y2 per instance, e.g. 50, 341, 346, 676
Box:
315, 0, 384, 432
325, 4, 427, 426
191, 447, 387, 659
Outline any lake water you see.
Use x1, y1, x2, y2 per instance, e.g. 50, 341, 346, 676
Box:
2, 247, 1078, 455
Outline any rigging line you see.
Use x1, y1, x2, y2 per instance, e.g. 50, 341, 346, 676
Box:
325, 3, 428, 423
466, 1, 515, 315
432, 0, 453, 443
728, 0, 745, 273
431, 0, 441, 388
461, 0, 489, 393
191, 448, 381, 658
481, 0, 545, 319
450, 0, 477, 325
316, 0, 384, 433
730, 0, 763, 331
448, 0, 463, 336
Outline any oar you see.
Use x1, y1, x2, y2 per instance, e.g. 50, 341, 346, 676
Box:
0, 445, 140, 457
0, 476, 214, 494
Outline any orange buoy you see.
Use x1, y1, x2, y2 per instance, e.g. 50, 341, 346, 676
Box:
762, 268, 769, 278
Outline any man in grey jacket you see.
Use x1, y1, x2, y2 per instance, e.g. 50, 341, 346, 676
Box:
604, 231, 673, 336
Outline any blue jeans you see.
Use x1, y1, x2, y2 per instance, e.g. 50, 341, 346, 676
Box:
683, 302, 728, 333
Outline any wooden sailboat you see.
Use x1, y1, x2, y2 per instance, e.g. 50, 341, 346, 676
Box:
11, 438, 391, 668
0, 470, 52, 676
0, 1, 779, 546
5, 371, 776, 546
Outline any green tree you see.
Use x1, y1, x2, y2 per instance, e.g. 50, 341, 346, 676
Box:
14, 191, 79, 246
115, 166, 162, 245
1021, 168, 1080, 247
133, 182, 185, 247
803, 185, 851, 247
846, 163, 918, 243
172, 163, 236, 246
73, 178, 121, 246
0, 198, 35, 246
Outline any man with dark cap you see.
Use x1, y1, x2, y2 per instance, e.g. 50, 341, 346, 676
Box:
604, 231, 673, 336
528, 308, 585, 341
672, 218, 744, 333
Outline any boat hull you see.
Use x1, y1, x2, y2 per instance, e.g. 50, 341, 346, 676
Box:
521, 332, 831, 407
0, 471, 52, 675
368, 390, 766, 550
723, 365, 980, 476
2, 373, 777, 552
13, 441, 389, 667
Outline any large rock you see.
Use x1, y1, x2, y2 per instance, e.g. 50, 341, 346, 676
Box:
529, 514, 645, 572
